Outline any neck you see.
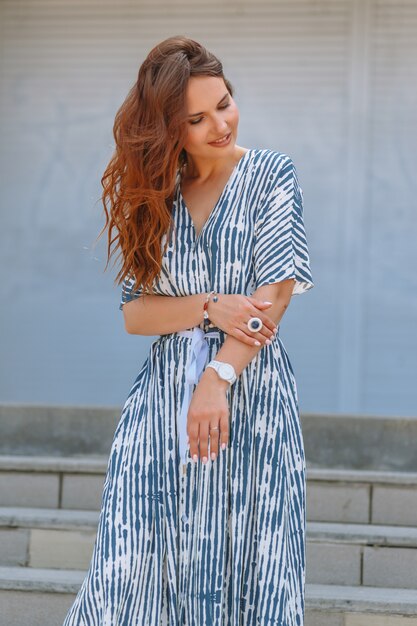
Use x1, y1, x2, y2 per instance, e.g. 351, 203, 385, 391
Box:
182, 145, 247, 182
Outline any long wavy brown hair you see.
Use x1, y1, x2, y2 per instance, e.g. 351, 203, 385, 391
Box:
98, 35, 234, 295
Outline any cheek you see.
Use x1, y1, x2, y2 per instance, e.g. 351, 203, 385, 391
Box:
185, 125, 204, 147
229, 105, 240, 129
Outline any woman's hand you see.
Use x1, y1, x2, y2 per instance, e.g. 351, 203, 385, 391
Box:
187, 368, 230, 463
206, 294, 277, 347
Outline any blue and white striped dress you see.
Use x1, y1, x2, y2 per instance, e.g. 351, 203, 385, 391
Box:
63, 148, 314, 626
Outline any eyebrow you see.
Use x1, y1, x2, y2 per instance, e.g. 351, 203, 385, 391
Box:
187, 92, 229, 117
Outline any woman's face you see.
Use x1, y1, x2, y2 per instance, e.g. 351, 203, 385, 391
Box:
182, 75, 240, 161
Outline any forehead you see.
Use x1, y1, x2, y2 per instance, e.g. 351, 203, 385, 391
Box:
185, 75, 227, 107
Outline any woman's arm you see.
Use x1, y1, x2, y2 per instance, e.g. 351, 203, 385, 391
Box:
187, 278, 295, 462
122, 289, 275, 340
122, 293, 209, 336
203, 279, 295, 381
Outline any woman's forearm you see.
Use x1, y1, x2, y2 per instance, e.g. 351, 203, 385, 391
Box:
206, 297, 288, 379
122, 293, 209, 336
123, 280, 294, 344
200, 280, 295, 381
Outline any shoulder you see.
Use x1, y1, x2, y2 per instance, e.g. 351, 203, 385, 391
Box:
249, 149, 295, 199
251, 148, 294, 174
251, 149, 295, 183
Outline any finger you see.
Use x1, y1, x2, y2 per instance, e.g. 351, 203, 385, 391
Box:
199, 421, 209, 463
218, 413, 229, 452
244, 300, 276, 335
246, 296, 273, 309
233, 319, 275, 346
232, 327, 263, 347
251, 319, 276, 341
187, 422, 199, 462
209, 422, 220, 460
263, 317, 278, 334
238, 323, 273, 346
250, 309, 277, 336
260, 324, 277, 341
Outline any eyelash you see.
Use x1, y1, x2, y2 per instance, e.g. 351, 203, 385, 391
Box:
190, 103, 230, 125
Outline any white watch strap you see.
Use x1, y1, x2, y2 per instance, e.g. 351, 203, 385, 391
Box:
207, 360, 236, 383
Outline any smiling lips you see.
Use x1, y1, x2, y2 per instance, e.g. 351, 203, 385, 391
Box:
209, 132, 231, 146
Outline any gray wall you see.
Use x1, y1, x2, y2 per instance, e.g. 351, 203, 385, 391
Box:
1, 0, 416, 416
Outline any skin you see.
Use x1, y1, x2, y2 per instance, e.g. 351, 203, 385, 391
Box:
181, 75, 295, 465
181, 75, 243, 192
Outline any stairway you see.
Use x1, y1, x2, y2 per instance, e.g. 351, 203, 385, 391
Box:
1, 404, 417, 626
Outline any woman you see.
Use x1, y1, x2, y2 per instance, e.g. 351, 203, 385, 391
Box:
63, 35, 314, 626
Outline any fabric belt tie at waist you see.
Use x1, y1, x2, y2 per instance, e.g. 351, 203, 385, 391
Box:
177, 326, 221, 466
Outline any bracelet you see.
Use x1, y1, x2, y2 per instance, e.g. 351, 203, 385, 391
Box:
202, 290, 218, 329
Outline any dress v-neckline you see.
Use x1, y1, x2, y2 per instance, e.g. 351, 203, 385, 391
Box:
178, 149, 252, 242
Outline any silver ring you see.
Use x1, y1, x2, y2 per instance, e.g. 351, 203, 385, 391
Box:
247, 317, 263, 333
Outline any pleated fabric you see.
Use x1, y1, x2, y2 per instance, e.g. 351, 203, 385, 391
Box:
63, 148, 314, 626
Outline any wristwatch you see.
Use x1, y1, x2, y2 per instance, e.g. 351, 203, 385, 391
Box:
206, 360, 237, 385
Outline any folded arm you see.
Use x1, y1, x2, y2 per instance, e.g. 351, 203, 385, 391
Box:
122, 292, 209, 336
122, 279, 294, 377
203, 278, 295, 385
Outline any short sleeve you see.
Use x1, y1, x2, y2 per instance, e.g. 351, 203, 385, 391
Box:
119, 275, 144, 311
253, 154, 314, 295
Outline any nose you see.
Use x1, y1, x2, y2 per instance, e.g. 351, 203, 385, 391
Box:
213, 112, 229, 134
215, 111, 228, 131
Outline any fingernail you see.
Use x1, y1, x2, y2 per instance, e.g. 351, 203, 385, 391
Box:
202, 456, 208, 464
221, 442, 226, 450
211, 452, 216, 461
263, 301, 273, 304
193, 454, 198, 462
265, 339, 271, 345
255, 340, 261, 346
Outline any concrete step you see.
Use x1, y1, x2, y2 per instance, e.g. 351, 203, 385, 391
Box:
0, 566, 417, 626
0, 454, 107, 510
0, 507, 98, 570
0, 404, 119, 457
1, 454, 417, 528
302, 413, 417, 472
307, 467, 417, 526
306, 522, 417, 588
2, 403, 417, 472
2, 506, 417, 589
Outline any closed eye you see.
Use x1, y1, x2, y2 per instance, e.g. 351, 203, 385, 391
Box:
189, 103, 230, 125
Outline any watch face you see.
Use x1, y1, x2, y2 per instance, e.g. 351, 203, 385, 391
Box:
219, 363, 234, 379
